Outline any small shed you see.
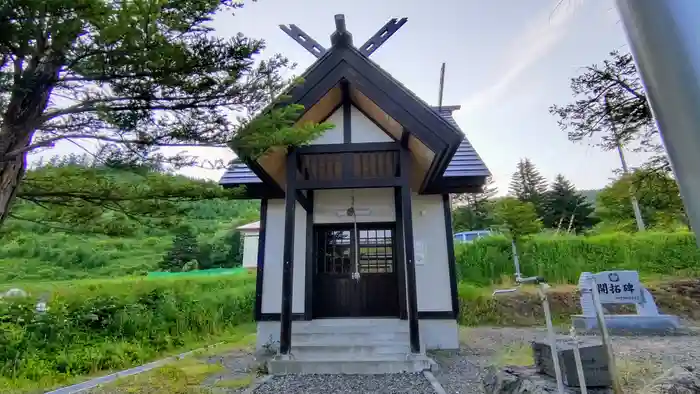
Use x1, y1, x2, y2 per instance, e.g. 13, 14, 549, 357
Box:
218, 15, 490, 374
237, 221, 261, 269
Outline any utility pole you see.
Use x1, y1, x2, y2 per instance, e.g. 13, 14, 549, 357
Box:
615, 0, 700, 246
438, 62, 446, 109
604, 96, 646, 232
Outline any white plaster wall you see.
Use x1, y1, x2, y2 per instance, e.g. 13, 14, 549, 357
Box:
241, 231, 258, 268
350, 106, 394, 143
314, 188, 395, 224
411, 194, 452, 312
420, 320, 459, 350
311, 108, 344, 144
261, 199, 306, 314
310, 106, 394, 145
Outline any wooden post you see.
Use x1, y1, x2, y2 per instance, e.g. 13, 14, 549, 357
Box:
279, 149, 297, 355
398, 147, 420, 353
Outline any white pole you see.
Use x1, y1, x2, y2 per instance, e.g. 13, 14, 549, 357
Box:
615, 141, 646, 232
569, 326, 588, 394
589, 276, 623, 394
605, 96, 646, 232
615, 0, 700, 246
538, 283, 565, 394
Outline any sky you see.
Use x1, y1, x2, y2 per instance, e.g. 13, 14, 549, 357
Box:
40, 0, 653, 194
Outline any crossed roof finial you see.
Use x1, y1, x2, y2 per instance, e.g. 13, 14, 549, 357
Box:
279, 14, 408, 59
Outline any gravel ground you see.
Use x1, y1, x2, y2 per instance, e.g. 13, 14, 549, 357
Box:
430, 326, 700, 394
252, 373, 436, 394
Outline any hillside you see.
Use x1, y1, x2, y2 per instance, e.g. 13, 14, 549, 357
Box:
0, 165, 260, 283
579, 188, 601, 206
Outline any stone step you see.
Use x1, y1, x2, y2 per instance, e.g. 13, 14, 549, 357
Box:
292, 331, 410, 345
293, 320, 409, 335
291, 344, 411, 358
268, 355, 434, 375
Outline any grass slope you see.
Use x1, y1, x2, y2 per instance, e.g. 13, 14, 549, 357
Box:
0, 197, 259, 283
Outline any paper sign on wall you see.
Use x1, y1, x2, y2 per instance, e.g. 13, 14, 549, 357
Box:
415, 240, 426, 265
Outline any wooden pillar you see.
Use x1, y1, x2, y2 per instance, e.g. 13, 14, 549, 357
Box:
394, 188, 408, 320
304, 190, 314, 320
254, 199, 268, 321
279, 149, 297, 355
397, 147, 420, 353
442, 194, 459, 318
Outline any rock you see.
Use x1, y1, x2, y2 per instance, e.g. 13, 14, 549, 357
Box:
482, 365, 613, 394
642, 365, 700, 394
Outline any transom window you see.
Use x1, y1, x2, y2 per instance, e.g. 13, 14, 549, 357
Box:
316, 226, 395, 274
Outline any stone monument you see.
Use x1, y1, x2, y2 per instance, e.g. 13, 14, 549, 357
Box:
532, 337, 611, 387
572, 270, 680, 334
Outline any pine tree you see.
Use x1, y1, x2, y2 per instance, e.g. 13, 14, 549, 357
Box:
544, 174, 596, 232
452, 176, 498, 231
159, 226, 199, 272
453, 176, 498, 206
509, 159, 548, 217
224, 230, 244, 268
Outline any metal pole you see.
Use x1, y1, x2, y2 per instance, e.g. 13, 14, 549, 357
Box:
438, 62, 446, 109
589, 276, 623, 394
539, 283, 565, 394
615, 0, 700, 247
511, 239, 522, 281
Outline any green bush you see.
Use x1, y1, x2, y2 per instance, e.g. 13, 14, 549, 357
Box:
0, 273, 255, 385
456, 231, 700, 285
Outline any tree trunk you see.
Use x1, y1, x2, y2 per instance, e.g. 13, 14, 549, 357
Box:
0, 60, 59, 229
0, 126, 33, 228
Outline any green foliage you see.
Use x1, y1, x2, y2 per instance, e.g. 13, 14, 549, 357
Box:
543, 174, 597, 232
0, 188, 259, 282
452, 203, 497, 232
195, 230, 243, 270
550, 50, 668, 173
509, 158, 548, 217
579, 189, 602, 207
231, 104, 335, 160
160, 226, 200, 272
0, 0, 330, 228
452, 176, 498, 231
492, 197, 542, 239
9, 163, 246, 235
0, 274, 256, 389
596, 169, 687, 232
455, 231, 700, 286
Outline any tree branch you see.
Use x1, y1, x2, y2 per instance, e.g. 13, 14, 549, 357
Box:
1, 133, 227, 161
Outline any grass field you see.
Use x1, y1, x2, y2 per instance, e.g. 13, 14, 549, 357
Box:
3, 231, 700, 392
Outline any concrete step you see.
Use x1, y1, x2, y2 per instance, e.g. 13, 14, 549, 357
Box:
291, 344, 410, 358
292, 331, 410, 345
268, 355, 434, 375
293, 320, 409, 334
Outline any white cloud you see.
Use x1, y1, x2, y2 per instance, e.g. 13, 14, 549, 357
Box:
460, 0, 584, 114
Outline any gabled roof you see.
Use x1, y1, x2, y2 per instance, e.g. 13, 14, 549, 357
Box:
222, 105, 489, 196
220, 16, 489, 196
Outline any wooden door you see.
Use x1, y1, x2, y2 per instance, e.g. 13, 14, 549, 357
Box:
313, 223, 399, 318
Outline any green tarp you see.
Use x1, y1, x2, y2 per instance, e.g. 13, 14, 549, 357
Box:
147, 267, 248, 278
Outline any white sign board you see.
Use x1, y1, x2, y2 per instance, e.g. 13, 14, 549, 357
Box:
592, 270, 642, 304
414, 240, 426, 265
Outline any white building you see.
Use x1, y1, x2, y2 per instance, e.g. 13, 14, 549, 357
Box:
218, 15, 490, 374
236, 221, 261, 269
